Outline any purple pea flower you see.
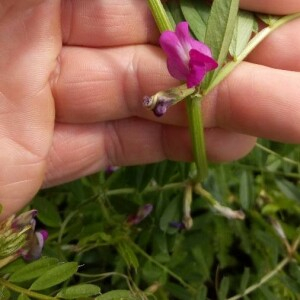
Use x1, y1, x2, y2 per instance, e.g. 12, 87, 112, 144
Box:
127, 204, 153, 225
159, 22, 218, 88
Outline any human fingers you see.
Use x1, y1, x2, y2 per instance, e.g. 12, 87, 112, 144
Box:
246, 18, 300, 71
60, 0, 300, 74
61, 0, 159, 47
240, 0, 300, 14
43, 120, 255, 187
60, 0, 300, 49
208, 62, 300, 143
0, 0, 61, 219
53, 44, 300, 144
52, 45, 182, 124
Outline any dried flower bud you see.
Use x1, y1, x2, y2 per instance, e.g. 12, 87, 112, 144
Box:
127, 204, 153, 225
0, 210, 48, 267
143, 84, 195, 117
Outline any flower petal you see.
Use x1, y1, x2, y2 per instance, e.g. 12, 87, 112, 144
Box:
176, 22, 212, 57
159, 31, 189, 80
187, 64, 206, 88
190, 49, 218, 71
22, 230, 48, 261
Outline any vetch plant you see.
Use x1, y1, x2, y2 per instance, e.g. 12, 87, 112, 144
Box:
1, 1, 300, 300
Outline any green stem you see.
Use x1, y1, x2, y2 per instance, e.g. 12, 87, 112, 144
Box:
232, 163, 300, 179
147, 0, 208, 182
227, 234, 300, 300
106, 182, 186, 196
227, 257, 290, 300
186, 96, 208, 181
0, 277, 57, 300
147, 0, 173, 32
129, 240, 196, 293
204, 12, 300, 95
255, 143, 300, 166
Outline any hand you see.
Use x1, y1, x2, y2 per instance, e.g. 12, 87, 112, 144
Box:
1, 0, 300, 219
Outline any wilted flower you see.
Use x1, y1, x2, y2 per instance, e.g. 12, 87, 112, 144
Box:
143, 94, 174, 117
159, 21, 218, 88
143, 84, 194, 117
0, 210, 48, 267
127, 204, 153, 225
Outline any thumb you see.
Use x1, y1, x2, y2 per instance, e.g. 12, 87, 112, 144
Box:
0, 0, 61, 219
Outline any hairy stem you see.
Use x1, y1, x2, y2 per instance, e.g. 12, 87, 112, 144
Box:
0, 277, 57, 300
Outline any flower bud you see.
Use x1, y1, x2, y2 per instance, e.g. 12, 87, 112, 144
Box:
143, 84, 195, 116
0, 210, 48, 267
127, 204, 153, 225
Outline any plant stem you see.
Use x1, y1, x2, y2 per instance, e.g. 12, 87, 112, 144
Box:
147, 0, 208, 182
204, 12, 300, 95
227, 257, 290, 300
227, 234, 300, 300
129, 240, 197, 293
0, 277, 57, 300
186, 96, 208, 181
147, 0, 173, 32
106, 182, 186, 196
255, 143, 299, 166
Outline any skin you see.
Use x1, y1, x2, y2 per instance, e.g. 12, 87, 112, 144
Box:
0, 0, 300, 219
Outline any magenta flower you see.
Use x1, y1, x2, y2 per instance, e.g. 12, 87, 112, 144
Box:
159, 22, 218, 88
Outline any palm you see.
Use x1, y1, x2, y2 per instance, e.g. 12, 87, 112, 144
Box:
1, 0, 300, 219
0, 2, 60, 218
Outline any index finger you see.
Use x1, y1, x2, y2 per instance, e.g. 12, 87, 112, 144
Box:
61, 0, 300, 49
61, 0, 159, 47
240, 0, 300, 14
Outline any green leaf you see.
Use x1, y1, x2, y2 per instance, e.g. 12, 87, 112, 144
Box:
95, 290, 137, 300
165, 0, 184, 25
0, 258, 26, 275
239, 267, 250, 294
142, 260, 167, 284
33, 197, 62, 228
239, 170, 254, 210
276, 179, 300, 202
218, 277, 230, 300
0, 286, 10, 300
159, 198, 180, 234
203, 0, 239, 88
229, 10, 255, 58
30, 262, 78, 291
57, 284, 101, 299
9, 257, 59, 283
17, 294, 31, 300
117, 241, 139, 270
257, 14, 280, 26
180, 0, 210, 41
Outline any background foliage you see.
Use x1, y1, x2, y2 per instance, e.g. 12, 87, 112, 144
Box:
1, 140, 299, 299
1, 0, 300, 299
